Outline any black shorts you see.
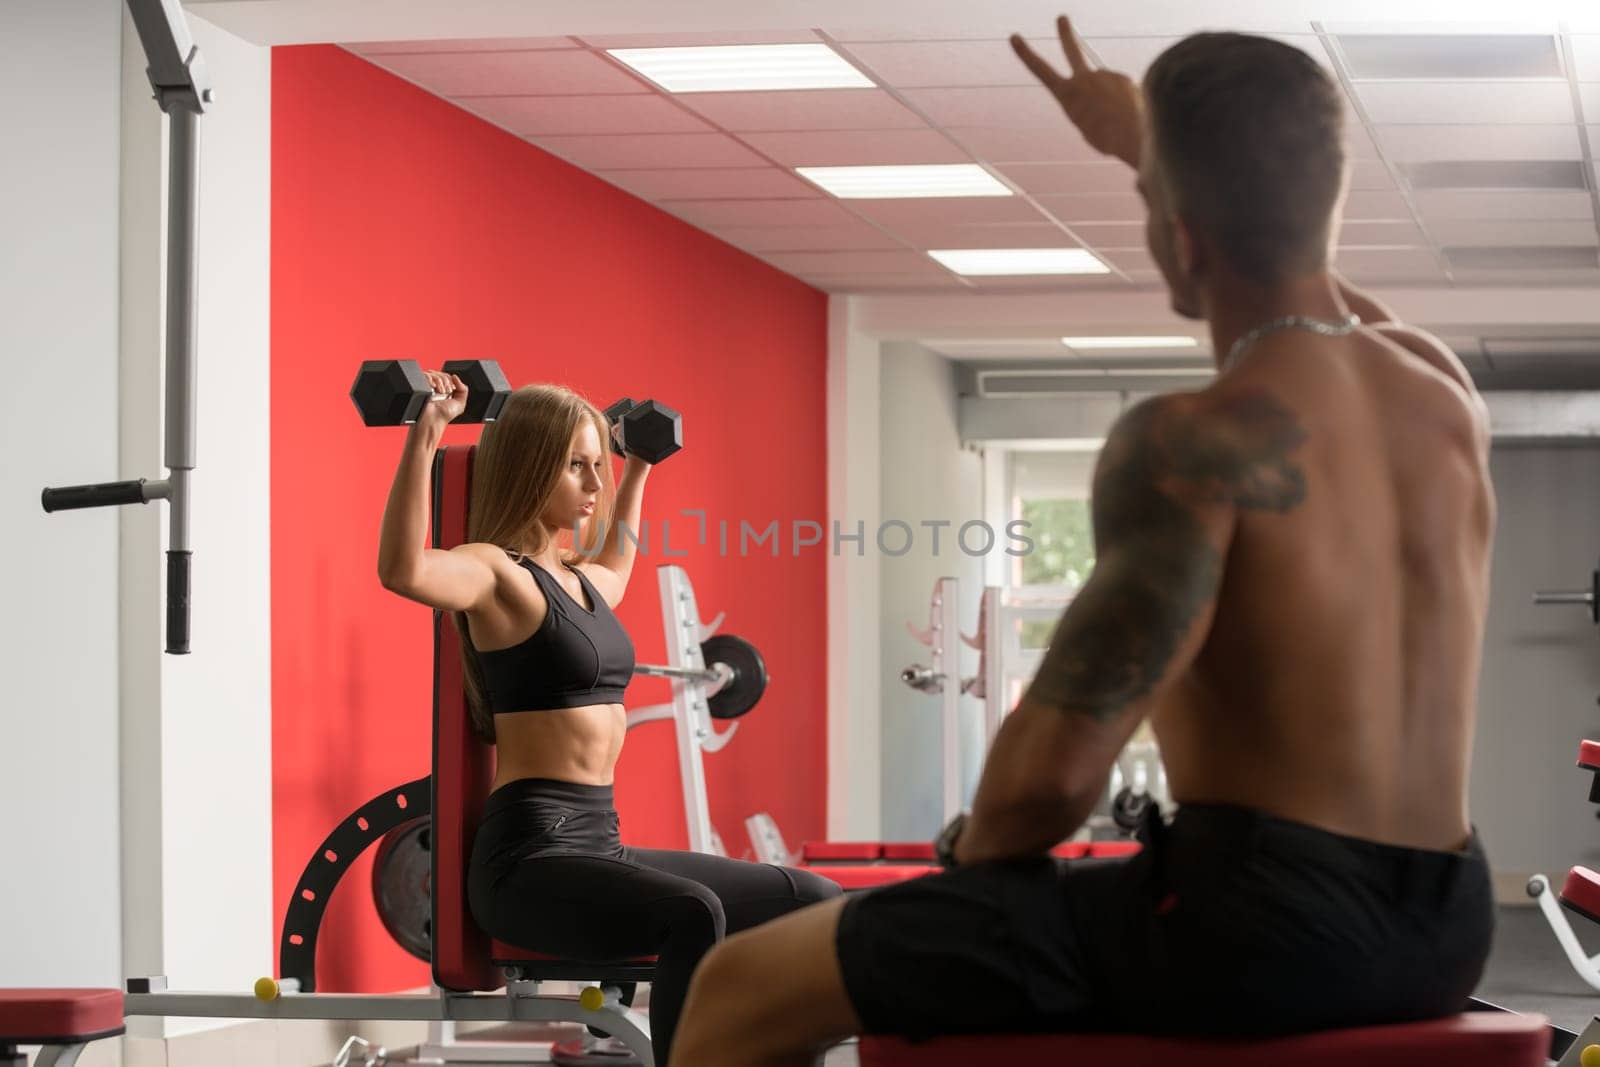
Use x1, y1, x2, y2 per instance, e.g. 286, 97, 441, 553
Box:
835, 803, 1494, 1040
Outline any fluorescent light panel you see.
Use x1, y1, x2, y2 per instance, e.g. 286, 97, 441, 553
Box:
930, 248, 1109, 276
797, 164, 1012, 199
1062, 336, 1198, 349
606, 44, 872, 93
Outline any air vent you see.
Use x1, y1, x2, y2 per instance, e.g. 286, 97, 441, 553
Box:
1444, 245, 1600, 270
1336, 35, 1562, 80
1403, 160, 1588, 191
978, 366, 1214, 396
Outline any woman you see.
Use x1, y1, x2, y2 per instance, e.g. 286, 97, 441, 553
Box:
377, 370, 840, 1064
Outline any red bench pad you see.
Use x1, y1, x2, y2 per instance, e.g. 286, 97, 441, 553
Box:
858, 1012, 1549, 1067
1562, 866, 1600, 924
491, 941, 656, 965
1580, 740, 1600, 771
805, 865, 932, 890
803, 842, 884, 862
0, 989, 125, 1043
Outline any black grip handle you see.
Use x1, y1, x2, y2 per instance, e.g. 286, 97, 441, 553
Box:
41, 479, 149, 513
167, 550, 191, 655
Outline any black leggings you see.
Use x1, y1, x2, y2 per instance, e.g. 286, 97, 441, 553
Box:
466, 778, 841, 1063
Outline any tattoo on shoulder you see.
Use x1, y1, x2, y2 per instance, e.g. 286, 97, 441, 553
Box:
1024, 390, 1308, 721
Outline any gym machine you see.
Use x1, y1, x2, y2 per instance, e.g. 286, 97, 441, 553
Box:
38, 0, 209, 653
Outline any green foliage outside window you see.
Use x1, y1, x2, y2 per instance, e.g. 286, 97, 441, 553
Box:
1017, 497, 1095, 649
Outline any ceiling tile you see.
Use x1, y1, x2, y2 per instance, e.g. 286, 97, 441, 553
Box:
846, 196, 1049, 228
597, 168, 819, 200
1084, 34, 1332, 78
840, 38, 1046, 88
799, 273, 966, 292
578, 31, 820, 48
1410, 190, 1596, 220
1336, 34, 1561, 80
1444, 245, 1599, 270
1427, 219, 1600, 246
660, 199, 861, 228
737, 128, 966, 167
1338, 220, 1427, 245
1349, 159, 1397, 191
1570, 36, 1600, 81
762, 250, 943, 274
1355, 82, 1574, 125
1065, 222, 1146, 246
348, 38, 579, 55
1582, 84, 1600, 122
1097, 247, 1157, 272
1339, 190, 1414, 219
466, 95, 714, 136
1345, 121, 1382, 161
674, 89, 927, 132
900, 87, 1066, 129
1034, 192, 1146, 221
1374, 124, 1582, 162
531, 133, 768, 170
947, 126, 1098, 163
1334, 247, 1443, 277
993, 162, 1135, 196
879, 222, 1076, 249
373, 50, 648, 96
827, 26, 1021, 43
711, 224, 907, 252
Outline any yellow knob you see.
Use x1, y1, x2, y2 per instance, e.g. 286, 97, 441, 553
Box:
579, 986, 606, 1012
1580, 1044, 1600, 1067
253, 977, 281, 1002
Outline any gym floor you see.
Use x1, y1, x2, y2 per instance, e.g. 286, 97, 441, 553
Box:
337, 903, 1595, 1066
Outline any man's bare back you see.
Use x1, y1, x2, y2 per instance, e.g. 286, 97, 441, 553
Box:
1154, 325, 1494, 852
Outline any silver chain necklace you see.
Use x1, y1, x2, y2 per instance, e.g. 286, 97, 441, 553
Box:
1225, 313, 1361, 369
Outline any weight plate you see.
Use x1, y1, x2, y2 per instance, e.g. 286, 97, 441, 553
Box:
702, 634, 768, 720
371, 816, 432, 962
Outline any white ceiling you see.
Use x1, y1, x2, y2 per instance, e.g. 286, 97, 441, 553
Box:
188, 0, 1600, 384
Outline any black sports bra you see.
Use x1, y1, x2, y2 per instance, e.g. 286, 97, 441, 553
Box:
473, 559, 635, 713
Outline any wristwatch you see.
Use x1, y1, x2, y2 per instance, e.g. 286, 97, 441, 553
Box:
934, 811, 968, 869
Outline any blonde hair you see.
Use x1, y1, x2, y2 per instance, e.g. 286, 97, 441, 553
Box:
454, 384, 616, 741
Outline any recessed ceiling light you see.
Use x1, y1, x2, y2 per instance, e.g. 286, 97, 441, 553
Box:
1061, 336, 1199, 350
796, 164, 1012, 199
606, 44, 873, 93
929, 248, 1110, 276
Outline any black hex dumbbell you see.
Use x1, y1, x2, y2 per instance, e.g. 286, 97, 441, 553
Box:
350, 359, 512, 426
614, 399, 683, 465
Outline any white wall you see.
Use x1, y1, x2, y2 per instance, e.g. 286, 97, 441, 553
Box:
877, 343, 985, 841
826, 298, 883, 841
1473, 444, 1600, 884
117, 9, 274, 1037
0, 0, 125, 989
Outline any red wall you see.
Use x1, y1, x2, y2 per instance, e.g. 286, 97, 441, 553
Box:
271, 45, 830, 992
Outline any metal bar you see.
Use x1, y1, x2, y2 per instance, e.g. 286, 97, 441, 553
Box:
937, 577, 962, 823
634, 663, 718, 684
659, 566, 717, 854
124, 989, 644, 1028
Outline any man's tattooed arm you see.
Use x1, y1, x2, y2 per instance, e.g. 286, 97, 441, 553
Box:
952, 390, 1309, 864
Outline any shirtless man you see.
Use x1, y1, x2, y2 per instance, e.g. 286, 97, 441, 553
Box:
670, 22, 1496, 1065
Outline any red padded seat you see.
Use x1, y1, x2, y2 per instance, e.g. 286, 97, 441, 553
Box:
880, 843, 937, 862
858, 1012, 1549, 1067
1561, 866, 1600, 925
805, 865, 931, 890
803, 842, 883, 862
0, 989, 124, 1044
1580, 740, 1600, 771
